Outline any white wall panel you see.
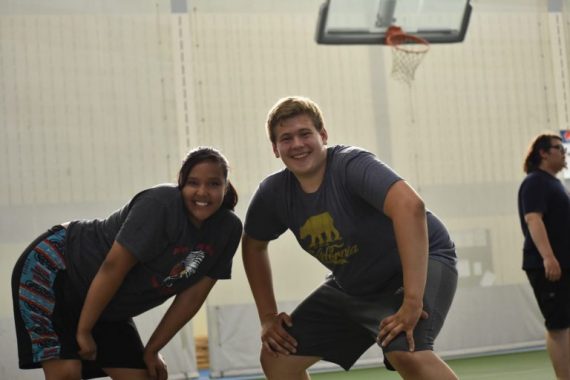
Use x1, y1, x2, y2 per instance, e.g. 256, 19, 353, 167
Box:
387, 11, 557, 188
0, 10, 178, 208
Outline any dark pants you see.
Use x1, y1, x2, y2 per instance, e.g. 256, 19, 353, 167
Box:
526, 269, 570, 330
285, 258, 457, 370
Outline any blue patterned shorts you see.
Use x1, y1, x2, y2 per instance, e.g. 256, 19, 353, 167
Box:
12, 226, 147, 378
17, 227, 67, 362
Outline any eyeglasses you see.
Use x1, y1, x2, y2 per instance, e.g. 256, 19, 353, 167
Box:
549, 144, 567, 153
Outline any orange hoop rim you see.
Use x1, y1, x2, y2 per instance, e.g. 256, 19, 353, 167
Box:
385, 26, 430, 53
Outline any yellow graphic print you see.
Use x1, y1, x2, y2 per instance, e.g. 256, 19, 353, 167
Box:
299, 212, 359, 265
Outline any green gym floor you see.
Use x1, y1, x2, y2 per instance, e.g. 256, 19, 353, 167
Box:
310, 350, 553, 380
213, 350, 553, 380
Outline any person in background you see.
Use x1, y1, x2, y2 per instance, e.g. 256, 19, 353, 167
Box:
12, 146, 242, 380
518, 133, 570, 380
242, 96, 459, 380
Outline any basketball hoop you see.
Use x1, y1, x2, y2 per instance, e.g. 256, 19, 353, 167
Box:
386, 26, 430, 85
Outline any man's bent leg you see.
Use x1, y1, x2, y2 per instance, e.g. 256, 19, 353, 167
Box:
260, 350, 321, 380
385, 350, 457, 380
546, 328, 570, 380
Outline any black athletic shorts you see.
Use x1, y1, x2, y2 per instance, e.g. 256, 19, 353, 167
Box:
12, 227, 147, 379
285, 257, 457, 371
526, 269, 570, 330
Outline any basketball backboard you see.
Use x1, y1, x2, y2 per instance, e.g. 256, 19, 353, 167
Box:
316, 0, 472, 45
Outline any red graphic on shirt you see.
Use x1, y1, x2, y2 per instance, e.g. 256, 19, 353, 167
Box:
151, 244, 215, 293
162, 244, 215, 287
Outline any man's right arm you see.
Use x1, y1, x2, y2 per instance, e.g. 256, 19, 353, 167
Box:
525, 212, 561, 281
242, 233, 298, 356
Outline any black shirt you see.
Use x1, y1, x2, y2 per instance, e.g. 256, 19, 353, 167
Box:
518, 170, 570, 269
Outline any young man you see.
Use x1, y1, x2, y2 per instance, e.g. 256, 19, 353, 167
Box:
242, 96, 458, 380
518, 133, 570, 380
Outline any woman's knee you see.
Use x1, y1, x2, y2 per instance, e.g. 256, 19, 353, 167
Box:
42, 359, 82, 380
104, 367, 151, 380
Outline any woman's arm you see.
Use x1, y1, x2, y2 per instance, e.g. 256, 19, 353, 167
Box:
76, 241, 139, 360
378, 180, 428, 351
144, 276, 217, 380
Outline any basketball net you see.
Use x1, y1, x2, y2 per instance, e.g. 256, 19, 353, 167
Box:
386, 26, 429, 85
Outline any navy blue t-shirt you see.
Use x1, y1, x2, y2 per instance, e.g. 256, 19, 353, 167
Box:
518, 169, 570, 269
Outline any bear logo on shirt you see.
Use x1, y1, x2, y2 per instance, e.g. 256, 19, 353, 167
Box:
299, 212, 340, 249
299, 212, 358, 265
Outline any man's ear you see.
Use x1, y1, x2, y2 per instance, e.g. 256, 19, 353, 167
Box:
272, 144, 280, 158
320, 127, 329, 145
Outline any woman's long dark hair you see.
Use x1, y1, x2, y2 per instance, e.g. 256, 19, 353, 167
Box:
178, 147, 238, 210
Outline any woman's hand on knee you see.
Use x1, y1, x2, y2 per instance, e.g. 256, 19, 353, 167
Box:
143, 350, 168, 380
76, 331, 97, 361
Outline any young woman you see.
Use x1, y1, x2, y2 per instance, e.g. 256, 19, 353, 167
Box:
12, 146, 242, 380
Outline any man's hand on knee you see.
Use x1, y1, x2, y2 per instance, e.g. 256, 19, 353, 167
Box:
261, 312, 298, 356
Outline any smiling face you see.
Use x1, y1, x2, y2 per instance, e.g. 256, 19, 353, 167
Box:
272, 114, 328, 182
181, 160, 227, 227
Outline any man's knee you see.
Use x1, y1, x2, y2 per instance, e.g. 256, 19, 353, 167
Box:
386, 350, 423, 371
260, 351, 305, 375
260, 350, 317, 378
385, 350, 440, 375
385, 350, 458, 380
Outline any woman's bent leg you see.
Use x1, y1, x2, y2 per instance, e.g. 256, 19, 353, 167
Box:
42, 359, 82, 380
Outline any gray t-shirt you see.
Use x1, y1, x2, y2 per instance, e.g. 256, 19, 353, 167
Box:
245, 145, 455, 296
65, 184, 242, 320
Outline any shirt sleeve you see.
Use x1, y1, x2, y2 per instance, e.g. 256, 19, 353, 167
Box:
520, 175, 548, 215
206, 215, 243, 279
344, 151, 402, 211
244, 182, 288, 241
115, 193, 168, 262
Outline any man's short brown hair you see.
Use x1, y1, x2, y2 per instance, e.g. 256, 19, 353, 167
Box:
266, 96, 325, 144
